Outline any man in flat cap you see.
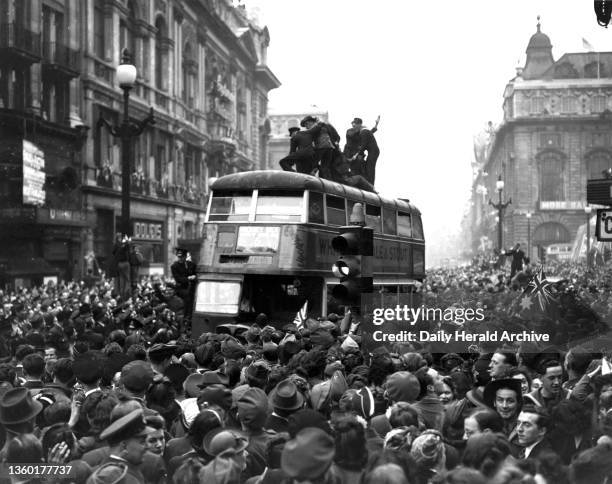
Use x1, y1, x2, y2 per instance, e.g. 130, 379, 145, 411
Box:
170, 247, 196, 327
92, 409, 154, 484
279, 127, 317, 175
300, 115, 341, 180
148, 343, 177, 376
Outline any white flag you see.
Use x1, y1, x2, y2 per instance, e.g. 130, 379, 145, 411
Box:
603, 356, 612, 375
583, 38, 595, 52
293, 301, 308, 329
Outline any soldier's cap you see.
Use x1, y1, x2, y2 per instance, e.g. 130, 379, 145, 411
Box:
148, 343, 177, 361
99, 409, 154, 443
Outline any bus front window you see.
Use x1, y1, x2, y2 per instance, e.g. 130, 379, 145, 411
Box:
209, 191, 252, 221
195, 280, 241, 314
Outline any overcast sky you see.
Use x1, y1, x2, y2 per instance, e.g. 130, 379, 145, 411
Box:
244, 0, 611, 261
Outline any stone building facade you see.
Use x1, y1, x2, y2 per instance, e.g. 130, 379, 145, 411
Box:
0, 0, 279, 287
468, 20, 612, 261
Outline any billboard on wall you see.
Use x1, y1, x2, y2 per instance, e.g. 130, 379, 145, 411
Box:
22, 140, 46, 206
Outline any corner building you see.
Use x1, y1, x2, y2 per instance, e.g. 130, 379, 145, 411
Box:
470, 20, 612, 261
0, 0, 280, 286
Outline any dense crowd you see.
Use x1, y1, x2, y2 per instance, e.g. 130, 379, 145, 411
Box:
0, 260, 612, 484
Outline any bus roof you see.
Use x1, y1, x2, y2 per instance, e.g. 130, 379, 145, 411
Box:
210, 170, 421, 214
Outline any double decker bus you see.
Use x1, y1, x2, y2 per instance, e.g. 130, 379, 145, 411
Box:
192, 170, 425, 336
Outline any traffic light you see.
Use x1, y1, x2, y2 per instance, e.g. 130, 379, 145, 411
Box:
331, 225, 373, 311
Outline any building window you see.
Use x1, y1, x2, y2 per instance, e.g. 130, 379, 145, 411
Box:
587, 151, 612, 179
182, 43, 197, 105
530, 96, 545, 114
539, 152, 564, 201
155, 16, 167, 91
94, 3, 105, 59
561, 96, 576, 113
592, 95, 607, 113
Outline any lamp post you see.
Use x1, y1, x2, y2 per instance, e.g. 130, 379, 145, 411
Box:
585, 205, 592, 268
98, 49, 155, 236
489, 175, 512, 252
526, 212, 532, 261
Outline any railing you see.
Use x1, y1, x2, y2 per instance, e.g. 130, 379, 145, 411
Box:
42, 41, 80, 73
93, 58, 114, 85
0, 23, 41, 58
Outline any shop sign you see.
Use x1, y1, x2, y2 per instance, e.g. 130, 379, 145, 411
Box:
0, 208, 36, 220
22, 140, 46, 206
132, 220, 163, 241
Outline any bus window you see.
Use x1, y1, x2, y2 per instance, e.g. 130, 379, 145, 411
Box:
195, 280, 241, 314
413, 248, 425, 274
326, 195, 346, 226
412, 215, 424, 240
397, 212, 412, 237
365, 204, 382, 233
383, 207, 396, 235
209, 191, 252, 221
255, 190, 303, 222
308, 191, 325, 224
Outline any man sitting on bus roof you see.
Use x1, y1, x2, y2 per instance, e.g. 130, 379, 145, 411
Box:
330, 150, 376, 193
279, 127, 317, 175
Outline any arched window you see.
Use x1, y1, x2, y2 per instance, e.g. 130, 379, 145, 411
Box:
155, 16, 167, 91
587, 150, 612, 179
533, 222, 571, 246
538, 151, 564, 201
120, 0, 138, 68
182, 42, 197, 104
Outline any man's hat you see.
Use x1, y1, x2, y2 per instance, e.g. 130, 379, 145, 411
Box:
99, 409, 154, 443
300, 115, 318, 127
221, 338, 246, 360
202, 428, 248, 457
281, 428, 335, 480
184, 373, 207, 398
483, 378, 523, 409
0, 387, 43, 425
198, 384, 233, 411
352, 117, 363, 124
164, 363, 189, 389
148, 343, 177, 362
175, 247, 188, 256
269, 379, 305, 412
121, 360, 154, 393
197, 370, 230, 388
288, 127, 300, 134
86, 461, 128, 484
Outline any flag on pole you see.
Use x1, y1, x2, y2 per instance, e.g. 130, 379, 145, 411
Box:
583, 37, 595, 52
293, 301, 308, 329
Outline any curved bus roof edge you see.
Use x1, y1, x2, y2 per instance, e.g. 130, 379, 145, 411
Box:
210, 170, 421, 214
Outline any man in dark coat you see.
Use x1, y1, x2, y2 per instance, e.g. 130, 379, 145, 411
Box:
348, 117, 380, 185
344, 116, 379, 178
300, 115, 340, 180
170, 248, 197, 323
504, 243, 529, 279
279, 127, 317, 174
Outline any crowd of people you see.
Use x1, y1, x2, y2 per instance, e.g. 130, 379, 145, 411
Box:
0, 256, 611, 483
278, 116, 380, 193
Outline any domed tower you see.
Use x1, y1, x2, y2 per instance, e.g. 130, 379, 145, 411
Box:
522, 16, 554, 80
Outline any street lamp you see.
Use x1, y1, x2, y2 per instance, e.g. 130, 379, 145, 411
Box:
98, 48, 155, 236
526, 212, 532, 260
585, 205, 592, 268
489, 174, 512, 251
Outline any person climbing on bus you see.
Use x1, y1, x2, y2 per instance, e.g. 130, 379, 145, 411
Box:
171, 247, 197, 327
300, 115, 341, 181
344, 116, 379, 178
279, 127, 317, 175
348, 116, 380, 185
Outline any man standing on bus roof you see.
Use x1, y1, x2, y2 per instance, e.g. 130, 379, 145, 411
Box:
171, 247, 197, 326
279, 126, 317, 175
300, 115, 341, 181
349, 116, 380, 185
344, 116, 379, 177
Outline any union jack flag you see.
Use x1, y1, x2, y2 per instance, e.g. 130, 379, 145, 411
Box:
293, 301, 308, 329
526, 266, 554, 311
